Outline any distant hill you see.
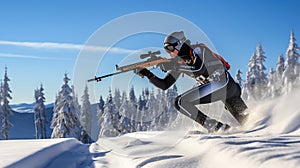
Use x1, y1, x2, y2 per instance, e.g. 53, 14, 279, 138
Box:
10, 103, 54, 113
8, 103, 99, 140
9, 104, 54, 139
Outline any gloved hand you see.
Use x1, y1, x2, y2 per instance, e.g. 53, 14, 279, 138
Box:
134, 68, 154, 79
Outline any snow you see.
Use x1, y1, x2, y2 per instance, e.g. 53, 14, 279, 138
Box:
1, 90, 300, 168
0, 138, 82, 168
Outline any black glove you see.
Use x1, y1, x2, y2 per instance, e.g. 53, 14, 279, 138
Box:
134, 68, 154, 79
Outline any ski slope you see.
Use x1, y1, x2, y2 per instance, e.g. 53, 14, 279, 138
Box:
1, 90, 300, 168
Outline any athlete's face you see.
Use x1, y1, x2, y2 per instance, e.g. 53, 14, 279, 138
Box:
168, 49, 185, 64
168, 49, 178, 58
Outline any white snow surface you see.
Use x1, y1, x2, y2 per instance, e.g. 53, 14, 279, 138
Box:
1, 90, 300, 168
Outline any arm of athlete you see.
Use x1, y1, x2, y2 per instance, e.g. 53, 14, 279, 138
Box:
136, 68, 181, 90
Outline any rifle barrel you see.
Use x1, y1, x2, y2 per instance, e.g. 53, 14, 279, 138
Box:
87, 71, 125, 82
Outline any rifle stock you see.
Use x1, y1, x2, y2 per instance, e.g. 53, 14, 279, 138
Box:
116, 57, 170, 71
88, 51, 171, 82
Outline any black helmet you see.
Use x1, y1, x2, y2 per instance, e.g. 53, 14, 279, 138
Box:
164, 31, 187, 53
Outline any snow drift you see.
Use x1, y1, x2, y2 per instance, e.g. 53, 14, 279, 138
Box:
89, 89, 300, 168
1, 88, 300, 168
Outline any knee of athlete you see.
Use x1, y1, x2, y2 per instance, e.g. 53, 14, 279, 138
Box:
174, 95, 181, 111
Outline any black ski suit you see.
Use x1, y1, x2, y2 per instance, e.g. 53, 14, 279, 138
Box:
147, 43, 248, 130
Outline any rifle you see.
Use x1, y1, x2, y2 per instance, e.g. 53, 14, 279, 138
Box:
88, 51, 172, 82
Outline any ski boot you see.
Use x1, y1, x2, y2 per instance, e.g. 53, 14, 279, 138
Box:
194, 111, 230, 133
203, 118, 231, 133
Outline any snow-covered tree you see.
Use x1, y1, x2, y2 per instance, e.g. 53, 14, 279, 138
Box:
112, 90, 121, 131
51, 73, 83, 140
114, 88, 122, 112
166, 85, 179, 128
129, 86, 137, 102
270, 54, 285, 96
137, 91, 147, 111
96, 85, 182, 136
282, 63, 294, 93
243, 44, 268, 100
119, 93, 133, 134
0, 81, 3, 140
80, 85, 92, 143
147, 90, 159, 131
243, 52, 258, 100
34, 84, 47, 139
267, 68, 277, 98
156, 89, 168, 130
285, 30, 300, 69
39, 85, 47, 139
235, 69, 243, 87
72, 85, 81, 118
283, 30, 300, 85
136, 96, 145, 131
276, 54, 285, 81
34, 89, 39, 139
0, 82, 2, 102
1, 67, 13, 140
97, 96, 105, 131
128, 86, 138, 131
255, 43, 268, 88
99, 89, 120, 137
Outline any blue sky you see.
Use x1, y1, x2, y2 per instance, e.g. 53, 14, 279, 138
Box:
0, 0, 299, 104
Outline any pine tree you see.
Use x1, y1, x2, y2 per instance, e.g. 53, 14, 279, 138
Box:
129, 86, 137, 102
40, 86, 47, 139
1, 67, 13, 140
128, 86, 138, 131
243, 44, 268, 100
276, 54, 285, 81
147, 90, 159, 131
286, 30, 300, 68
283, 30, 300, 84
114, 88, 122, 113
282, 63, 294, 93
235, 69, 243, 87
272, 54, 285, 96
34, 84, 47, 139
97, 96, 105, 132
99, 89, 120, 137
267, 68, 276, 98
51, 73, 83, 140
80, 85, 92, 143
111, 90, 121, 132
34, 89, 39, 139
72, 85, 81, 118
0, 81, 3, 140
243, 52, 258, 100
136, 95, 144, 131
166, 85, 179, 128
255, 43, 268, 89
156, 89, 168, 130
119, 93, 133, 134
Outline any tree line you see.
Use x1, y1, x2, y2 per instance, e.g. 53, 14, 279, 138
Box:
236, 30, 300, 100
97, 85, 179, 137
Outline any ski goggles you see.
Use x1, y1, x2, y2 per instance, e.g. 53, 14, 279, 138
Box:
164, 42, 178, 53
